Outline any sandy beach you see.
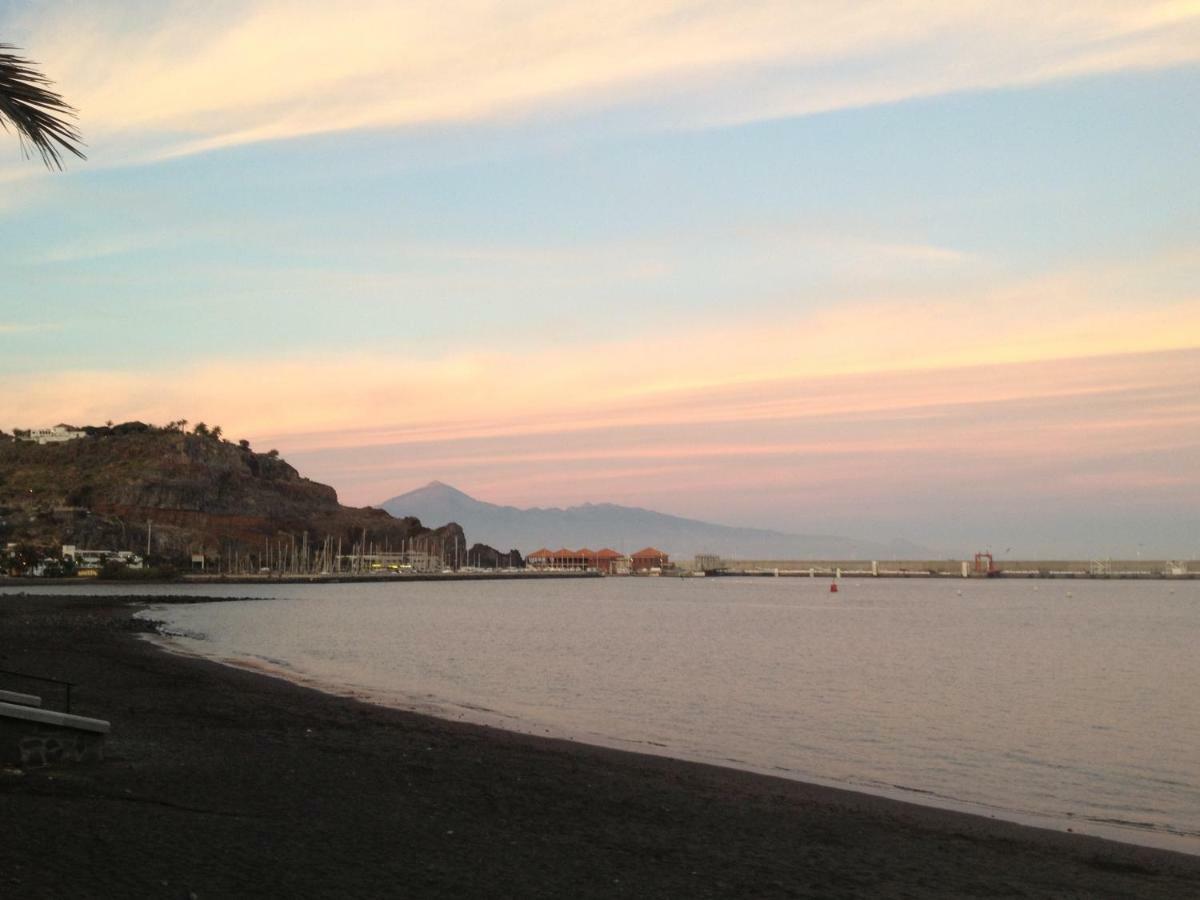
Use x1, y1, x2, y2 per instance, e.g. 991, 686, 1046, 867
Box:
2, 593, 1198, 899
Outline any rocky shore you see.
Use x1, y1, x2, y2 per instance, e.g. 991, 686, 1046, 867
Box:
2, 592, 1198, 898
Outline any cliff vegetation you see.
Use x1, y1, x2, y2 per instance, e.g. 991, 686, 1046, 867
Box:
0, 421, 463, 568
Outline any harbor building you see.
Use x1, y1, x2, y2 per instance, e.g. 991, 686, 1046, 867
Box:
631, 547, 669, 573
527, 548, 626, 574
61, 545, 144, 575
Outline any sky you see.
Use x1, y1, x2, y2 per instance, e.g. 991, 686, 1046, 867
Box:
1, 1, 1198, 557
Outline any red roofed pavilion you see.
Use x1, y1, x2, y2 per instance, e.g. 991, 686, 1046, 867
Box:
526, 547, 629, 573
630, 547, 669, 572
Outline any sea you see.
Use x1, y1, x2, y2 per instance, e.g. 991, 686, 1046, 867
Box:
9, 576, 1199, 853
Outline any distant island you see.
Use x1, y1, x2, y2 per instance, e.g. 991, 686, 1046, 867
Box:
379, 481, 939, 561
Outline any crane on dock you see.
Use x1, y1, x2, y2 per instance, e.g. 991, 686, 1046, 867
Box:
973, 552, 999, 577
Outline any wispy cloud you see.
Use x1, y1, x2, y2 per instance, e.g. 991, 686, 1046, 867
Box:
0, 323, 58, 335
9, 1, 1198, 164
27, 232, 177, 265
300, 347, 1200, 530
0, 173, 54, 218
2, 272, 1196, 442
3, 290, 1195, 551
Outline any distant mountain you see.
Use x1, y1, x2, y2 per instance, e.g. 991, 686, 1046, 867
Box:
379, 482, 937, 561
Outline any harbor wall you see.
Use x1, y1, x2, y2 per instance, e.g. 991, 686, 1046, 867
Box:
696, 560, 1196, 578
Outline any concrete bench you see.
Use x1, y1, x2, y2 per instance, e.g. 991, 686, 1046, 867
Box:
0, 700, 109, 766
0, 689, 42, 707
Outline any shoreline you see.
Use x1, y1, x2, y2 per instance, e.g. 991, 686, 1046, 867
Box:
138, 612, 1200, 859
1, 571, 602, 587
3, 594, 1200, 897
147, 629, 1200, 858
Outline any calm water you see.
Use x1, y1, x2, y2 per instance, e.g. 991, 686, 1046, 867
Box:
11, 577, 1200, 851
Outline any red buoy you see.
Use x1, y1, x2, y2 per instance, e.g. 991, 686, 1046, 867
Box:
830, 582, 839, 593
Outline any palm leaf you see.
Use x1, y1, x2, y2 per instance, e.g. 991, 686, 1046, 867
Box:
0, 43, 85, 169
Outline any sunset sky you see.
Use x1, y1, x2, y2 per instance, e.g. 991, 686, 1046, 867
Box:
2, 1, 1197, 556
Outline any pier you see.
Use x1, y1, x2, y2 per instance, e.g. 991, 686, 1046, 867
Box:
697, 558, 1198, 580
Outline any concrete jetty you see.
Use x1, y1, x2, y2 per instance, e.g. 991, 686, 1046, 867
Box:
699, 559, 1197, 579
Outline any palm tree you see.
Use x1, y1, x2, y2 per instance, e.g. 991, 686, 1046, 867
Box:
0, 43, 84, 169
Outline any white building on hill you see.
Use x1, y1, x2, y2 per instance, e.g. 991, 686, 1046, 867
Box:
16, 425, 85, 445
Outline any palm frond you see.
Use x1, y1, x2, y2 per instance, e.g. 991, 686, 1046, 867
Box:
0, 43, 85, 169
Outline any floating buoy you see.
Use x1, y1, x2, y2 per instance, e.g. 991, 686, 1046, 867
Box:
830, 582, 839, 593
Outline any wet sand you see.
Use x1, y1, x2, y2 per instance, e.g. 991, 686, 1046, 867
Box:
2, 593, 1198, 898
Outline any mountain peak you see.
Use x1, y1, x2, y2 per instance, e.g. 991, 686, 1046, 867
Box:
388, 480, 478, 507
419, 480, 468, 496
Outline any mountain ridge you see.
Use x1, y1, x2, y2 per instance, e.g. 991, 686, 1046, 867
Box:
379, 481, 938, 560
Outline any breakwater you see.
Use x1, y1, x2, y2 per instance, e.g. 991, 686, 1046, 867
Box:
701, 559, 1197, 579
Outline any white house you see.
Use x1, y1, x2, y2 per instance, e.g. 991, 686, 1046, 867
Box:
17, 425, 85, 445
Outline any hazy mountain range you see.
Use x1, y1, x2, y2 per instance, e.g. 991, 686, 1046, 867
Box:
379, 482, 938, 561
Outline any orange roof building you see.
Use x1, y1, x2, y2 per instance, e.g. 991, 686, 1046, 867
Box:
526, 547, 628, 574
630, 547, 669, 572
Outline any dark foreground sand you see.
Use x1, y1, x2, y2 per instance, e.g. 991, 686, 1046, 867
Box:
2, 594, 1198, 899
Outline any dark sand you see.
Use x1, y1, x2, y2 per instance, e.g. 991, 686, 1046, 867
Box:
2, 594, 1198, 899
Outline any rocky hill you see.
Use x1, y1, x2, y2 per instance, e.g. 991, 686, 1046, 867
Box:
0, 423, 463, 566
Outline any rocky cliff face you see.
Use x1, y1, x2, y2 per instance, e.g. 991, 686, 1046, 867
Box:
0, 425, 463, 563
466, 543, 525, 569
